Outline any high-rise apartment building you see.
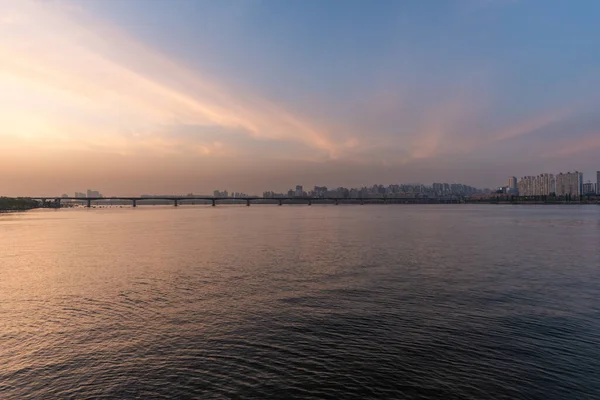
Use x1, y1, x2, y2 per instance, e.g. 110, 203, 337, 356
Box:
313, 186, 328, 198
597, 171, 600, 195
537, 173, 555, 196
517, 174, 555, 196
583, 182, 596, 195
508, 176, 517, 190
555, 171, 583, 197
213, 190, 229, 197
517, 176, 534, 196
87, 189, 102, 198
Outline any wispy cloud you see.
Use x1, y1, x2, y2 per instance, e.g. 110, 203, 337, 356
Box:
542, 134, 600, 158
0, 0, 339, 159
1, 0, 598, 196
492, 109, 572, 141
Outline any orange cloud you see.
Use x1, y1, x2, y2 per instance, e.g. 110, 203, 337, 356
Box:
408, 96, 480, 161
0, 0, 339, 159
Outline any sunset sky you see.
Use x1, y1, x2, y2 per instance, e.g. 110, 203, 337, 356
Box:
1, 0, 599, 196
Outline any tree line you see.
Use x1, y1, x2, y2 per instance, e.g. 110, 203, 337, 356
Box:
0, 197, 40, 211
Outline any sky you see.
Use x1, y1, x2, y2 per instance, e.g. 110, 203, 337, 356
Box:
1, 0, 599, 196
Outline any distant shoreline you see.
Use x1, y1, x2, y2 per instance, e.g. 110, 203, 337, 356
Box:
0, 197, 41, 213
0, 208, 39, 213
2, 203, 598, 212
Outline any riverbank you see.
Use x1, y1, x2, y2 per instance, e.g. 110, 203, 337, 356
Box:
0, 197, 40, 213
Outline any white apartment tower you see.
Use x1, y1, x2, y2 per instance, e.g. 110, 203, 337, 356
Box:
517, 174, 555, 196
556, 171, 583, 197
518, 176, 535, 196
537, 173, 555, 196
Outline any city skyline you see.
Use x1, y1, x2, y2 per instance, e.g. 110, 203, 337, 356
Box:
54, 180, 484, 199
2, 0, 600, 196
45, 168, 600, 198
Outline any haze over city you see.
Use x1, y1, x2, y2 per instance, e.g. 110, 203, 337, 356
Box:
1, 0, 599, 196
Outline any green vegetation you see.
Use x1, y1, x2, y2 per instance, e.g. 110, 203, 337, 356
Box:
0, 197, 40, 211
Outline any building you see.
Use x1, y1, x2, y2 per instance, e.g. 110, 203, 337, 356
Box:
555, 171, 583, 197
312, 186, 328, 198
583, 182, 596, 195
517, 176, 534, 196
295, 185, 303, 197
74, 192, 86, 198
213, 190, 230, 197
597, 171, 600, 195
517, 174, 555, 196
263, 191, 286, 198
507, 176, 518, 195
537, 173, 555, 196
87, 189, 102, 198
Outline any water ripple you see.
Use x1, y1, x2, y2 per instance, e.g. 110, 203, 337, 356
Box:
2, 206, 600, 399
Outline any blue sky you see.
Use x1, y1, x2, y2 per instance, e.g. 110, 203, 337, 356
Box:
1, 0, 599, 195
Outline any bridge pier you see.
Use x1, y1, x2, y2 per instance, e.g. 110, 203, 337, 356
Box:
174, 199, 179, 207
335, 199, 339, 205
278, 199, 282, 206
308, 199, 312, 206
86, 199, 91, 208
360, 199, 364, 205
246, 199, 251, 207
132, 199, 137, 208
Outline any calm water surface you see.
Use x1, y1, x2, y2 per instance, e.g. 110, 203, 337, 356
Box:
1, 205, 600, 399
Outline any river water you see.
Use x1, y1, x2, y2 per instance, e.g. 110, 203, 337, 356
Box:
1, 205, 600, 399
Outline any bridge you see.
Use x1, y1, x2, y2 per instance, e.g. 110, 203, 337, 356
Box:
27, 196, 464, 208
